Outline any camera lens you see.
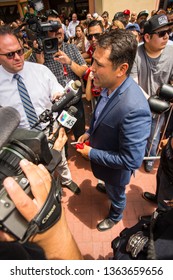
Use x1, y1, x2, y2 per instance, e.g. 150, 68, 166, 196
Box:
0, 139, 37, 190
43, 38, 58, 54
45, 40, 54, 49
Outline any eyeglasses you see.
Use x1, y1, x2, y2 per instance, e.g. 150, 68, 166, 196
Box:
151, 28, 172, 38
0, 48, 24, 59
87, 33, 101, 40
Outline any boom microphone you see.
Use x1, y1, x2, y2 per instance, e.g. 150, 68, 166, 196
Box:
51, 80, 81, 113
0, 107, 20, 149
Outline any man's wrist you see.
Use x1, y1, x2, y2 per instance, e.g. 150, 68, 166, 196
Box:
69, 59, 73, 66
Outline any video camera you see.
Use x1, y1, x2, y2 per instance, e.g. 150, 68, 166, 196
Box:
24, 0, 61, 54
0, 80, 81, 241
0, 107, 62, 242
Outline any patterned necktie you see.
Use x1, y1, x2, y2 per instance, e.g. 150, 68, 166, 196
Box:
13, 73, 41, 130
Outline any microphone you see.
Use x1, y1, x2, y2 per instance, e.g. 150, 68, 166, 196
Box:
0, 107, 20, 149
51, 80, 81, 113
57, 105, 78, 130
48, 106, 78, 149
32, 80, 81, 129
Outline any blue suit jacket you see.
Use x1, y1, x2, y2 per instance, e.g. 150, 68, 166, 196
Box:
88, 76, 152, 186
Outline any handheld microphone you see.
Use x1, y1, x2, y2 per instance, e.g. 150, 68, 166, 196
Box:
51, 80, 81, 113
57, 105, 78, 130
0, 107, 20, 149
48, 106, 78, 149
32, 80, 81, 129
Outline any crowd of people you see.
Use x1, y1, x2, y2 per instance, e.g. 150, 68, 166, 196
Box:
0, 5, 173, 260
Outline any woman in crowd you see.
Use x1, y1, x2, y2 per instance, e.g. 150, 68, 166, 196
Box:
73, 24, 90, 54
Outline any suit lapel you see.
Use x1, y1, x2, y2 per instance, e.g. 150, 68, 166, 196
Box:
90, 77, 132, 134
92, 88, 121, 133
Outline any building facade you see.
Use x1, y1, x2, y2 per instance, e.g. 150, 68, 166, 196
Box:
0, 0, 173, 23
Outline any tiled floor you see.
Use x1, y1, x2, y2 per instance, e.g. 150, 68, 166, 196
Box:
61, 97, 159, 260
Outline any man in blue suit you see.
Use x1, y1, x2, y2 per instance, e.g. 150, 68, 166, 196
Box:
77, 29, 152, 231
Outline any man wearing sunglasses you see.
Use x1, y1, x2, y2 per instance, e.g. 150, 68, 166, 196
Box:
0, 25, 81, 196
0, 26, 64, 129
82, 20, 104, 61
131, 14, 173, 173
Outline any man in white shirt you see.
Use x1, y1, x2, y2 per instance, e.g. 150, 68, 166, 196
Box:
0, 25, 81, 194
67, 13, 79, 42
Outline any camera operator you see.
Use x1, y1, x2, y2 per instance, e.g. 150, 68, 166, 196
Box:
140, 134, 173, 220
0, 127, 83, 260
0, 25, 80, 195
29, 11, 88, 142
44, 9, 69, 42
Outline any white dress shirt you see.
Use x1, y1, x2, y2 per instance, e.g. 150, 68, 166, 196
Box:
67, 20, 80, 38
0, 61, 64, 130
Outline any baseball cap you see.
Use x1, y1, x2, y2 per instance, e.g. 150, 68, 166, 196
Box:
126, 23, 140, 33
123, 9, 130, 15
143, 14, 173, 34
137, 10, 149, 19
113, 12, 124, 20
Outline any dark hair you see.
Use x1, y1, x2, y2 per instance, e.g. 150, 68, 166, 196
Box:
75, 24, 84, 33
97, 29, 137, 75
0, 24, 15, 36
139, 19, 146, 29
88, 20, 104, 32
101, 11, 109, 18
113, 14, 127, 28
74, 24, 85, 41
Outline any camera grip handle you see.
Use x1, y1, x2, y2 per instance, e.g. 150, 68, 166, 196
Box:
21, 177, 61, 243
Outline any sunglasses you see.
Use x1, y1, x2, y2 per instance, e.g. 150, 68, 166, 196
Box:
87, 33, 101, 40
151, 28, 172, 38
0, 48, 24, 59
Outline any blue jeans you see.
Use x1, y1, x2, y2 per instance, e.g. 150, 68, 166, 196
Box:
146, 114, 165, 157
105, 183, 126, 222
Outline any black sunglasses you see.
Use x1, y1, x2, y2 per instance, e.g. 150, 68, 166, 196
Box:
0, 48, 24, 59
87, 33, 101, 40
151, 28, 172, 38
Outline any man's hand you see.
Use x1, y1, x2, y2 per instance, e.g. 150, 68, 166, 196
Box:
51, 91, 63, 102
0, 160, 51, 242
53, 50, 71, 65
33, 40, 45, 64
0, 159, 83, 259
52, 127, 68, 151
77, 133, 89, 143
76, 143, 91, 159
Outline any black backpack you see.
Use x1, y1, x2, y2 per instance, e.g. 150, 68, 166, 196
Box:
112, 208, 173, 260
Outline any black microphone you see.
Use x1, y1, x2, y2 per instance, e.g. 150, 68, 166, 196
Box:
32, 80, 81, 129
0, 106, 20, 149
51, 80, 81, 113
48, 106, 78, 149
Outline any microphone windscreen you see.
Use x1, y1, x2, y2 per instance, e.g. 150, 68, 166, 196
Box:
51, 91, 75, 113
67, 106, 78, 116
0, 106, 20, 149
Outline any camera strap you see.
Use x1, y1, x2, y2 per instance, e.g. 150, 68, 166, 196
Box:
20, 177, 62, 243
